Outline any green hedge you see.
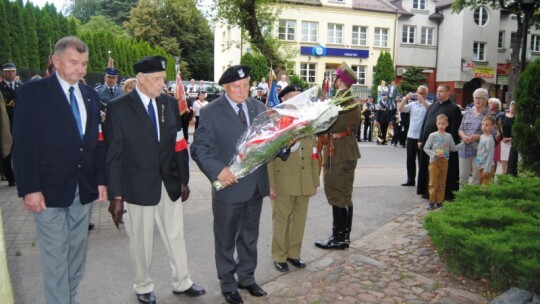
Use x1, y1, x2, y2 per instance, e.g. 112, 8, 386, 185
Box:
424, 175, 540, 293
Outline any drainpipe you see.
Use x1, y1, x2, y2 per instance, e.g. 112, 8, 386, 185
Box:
429, 10, 444, 90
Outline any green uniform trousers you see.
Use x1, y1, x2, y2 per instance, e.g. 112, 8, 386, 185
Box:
271, 193, 310, 262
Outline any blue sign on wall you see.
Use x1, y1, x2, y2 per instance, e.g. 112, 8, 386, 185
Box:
300, 45, 369, 58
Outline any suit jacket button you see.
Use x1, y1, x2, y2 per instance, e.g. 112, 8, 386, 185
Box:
79, 148, 84, 152
78, 165, 82, 168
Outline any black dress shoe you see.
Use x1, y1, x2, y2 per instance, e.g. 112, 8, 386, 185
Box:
173, 283, 206, 297
8, 181, 16, 187
222, 291, 243, 304
287, 258, 306, 268
238, 283, 267, 297
401, 181, 415, 186
421, 194, 429, 200
88, 223, 95, 231
136, 292, 156, 304
274, 261, 289, 272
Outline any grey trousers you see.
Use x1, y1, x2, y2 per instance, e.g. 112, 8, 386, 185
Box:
212, 194, 263, 292
34, 191, 92, 304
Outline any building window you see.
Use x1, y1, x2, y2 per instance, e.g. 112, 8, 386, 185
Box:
412, 0, 426, 10
421, 27, 434, 45
498, 31, 505, 49
300, 63, 316, 83
352, 65, 366, 85
327, 23, 343, 44
352, 26, 367, 46
279, 20, 296, 41
301, 21, 318, 43
473, 42, 486, 61
474, 6, 488, 27
402, 25, 416, 44
531, 35, 540, 52
374, 27, 388, 47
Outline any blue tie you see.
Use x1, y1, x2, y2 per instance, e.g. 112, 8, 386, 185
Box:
69, 86, 83, 139
147, 99, 158, 139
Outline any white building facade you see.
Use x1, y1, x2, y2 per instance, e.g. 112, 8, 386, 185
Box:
214, 0, 540, 105
214, 0, 402, 95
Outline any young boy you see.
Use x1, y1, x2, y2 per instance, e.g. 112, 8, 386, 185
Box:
423, 114, 463, 210
477, 116, 496, 185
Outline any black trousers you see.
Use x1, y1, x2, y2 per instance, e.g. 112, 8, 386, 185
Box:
363, 120, 371, 141
180, 114, 190, 142
1, 154, 15, 183
400, 124, 409, 146
379, 122, 388, 143
405, 137, 420, 183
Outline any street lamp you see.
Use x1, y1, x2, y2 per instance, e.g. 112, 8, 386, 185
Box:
174, 55, 181, 74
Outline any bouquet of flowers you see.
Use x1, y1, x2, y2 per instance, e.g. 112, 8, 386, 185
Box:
213, 86, 357, 190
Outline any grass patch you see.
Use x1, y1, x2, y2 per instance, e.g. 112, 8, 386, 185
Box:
424, 175, 540, 293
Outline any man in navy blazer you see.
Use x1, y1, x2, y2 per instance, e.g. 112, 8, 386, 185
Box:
191, 65, 270, 304
12, 36, 106, 304
106, 56, 205, 304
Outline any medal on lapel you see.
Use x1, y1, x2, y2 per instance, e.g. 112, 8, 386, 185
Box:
161, 104, 165, 123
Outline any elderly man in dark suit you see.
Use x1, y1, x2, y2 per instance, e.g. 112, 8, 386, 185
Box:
191, 65, 270, 304
12, 36, 107, 304
105, 56, 205, 304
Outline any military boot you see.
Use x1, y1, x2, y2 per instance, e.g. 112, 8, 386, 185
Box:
344, 205, 353, 244
314, 206, 349, 250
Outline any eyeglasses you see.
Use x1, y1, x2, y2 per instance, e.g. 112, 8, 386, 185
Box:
474, 96, 486, 100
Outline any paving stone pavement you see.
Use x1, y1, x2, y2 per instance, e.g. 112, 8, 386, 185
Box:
255, 206, 494, 304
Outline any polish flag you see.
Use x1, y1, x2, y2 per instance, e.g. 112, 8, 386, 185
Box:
175, 131, 188, 152
98, 124, 104, 142
175, 73, 189, 115
311, 147, 318, 159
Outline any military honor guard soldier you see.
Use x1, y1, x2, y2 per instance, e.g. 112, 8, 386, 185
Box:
315, 62, 361, 250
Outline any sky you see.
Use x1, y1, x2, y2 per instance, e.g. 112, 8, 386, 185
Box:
28, 0, 68, 11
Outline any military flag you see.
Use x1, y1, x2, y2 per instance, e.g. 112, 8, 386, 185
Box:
175, 72, 189, 115
266, 68, 280, 107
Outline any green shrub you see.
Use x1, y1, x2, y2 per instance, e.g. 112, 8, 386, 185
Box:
514, 58, 540, 177
424, 175, 540, 293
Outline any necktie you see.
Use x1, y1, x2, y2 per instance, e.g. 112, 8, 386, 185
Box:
69, 86, 83, 139
237, 104, 247, 127
109, 87, 114, 96
9, 83, 13, 90
147, 99, 158, 139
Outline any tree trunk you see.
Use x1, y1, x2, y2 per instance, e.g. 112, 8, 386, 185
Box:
508, 14, 523, 102
241, 0, 284, 70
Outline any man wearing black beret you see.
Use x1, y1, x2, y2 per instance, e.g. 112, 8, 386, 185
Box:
105, 55, 205, 304
191, 65, 269, 304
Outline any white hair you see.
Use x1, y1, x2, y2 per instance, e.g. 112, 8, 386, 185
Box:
488, 98, 501, 110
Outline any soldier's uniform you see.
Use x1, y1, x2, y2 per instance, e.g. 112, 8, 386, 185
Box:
95, 67, 124, 112
268, 85, 320, 272
315, 62, 361, 250
0, 62, 21, 186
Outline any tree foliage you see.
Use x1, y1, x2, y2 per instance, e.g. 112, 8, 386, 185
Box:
78, 15, 130, 39
0, 1, 71, 71
66, 0, 138, 25
513, 58, 540, 176
240, 52, 269, 83
216, 0, 289, 71
371, 52, 395, 100
124, 0, 214, 80
400, 66, 427, 94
